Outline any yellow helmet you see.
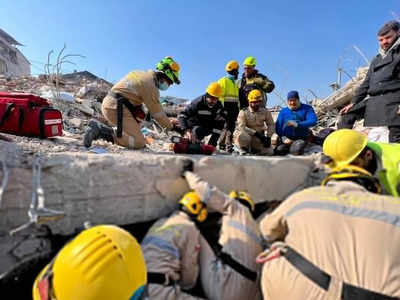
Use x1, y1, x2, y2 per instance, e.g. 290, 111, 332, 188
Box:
33, 225, 147, 300
321, 165, 381, 194
225, 60, 239, 72
229, 190, 255, 212
322, 129, 368, 168
156, 56, 181, 84
179, 191, 208, 222
248, 89, 263, 103
243, 56, 257, 67
206, 82, 223, 98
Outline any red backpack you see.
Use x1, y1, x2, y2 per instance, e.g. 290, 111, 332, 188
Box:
0, 92, 63, 138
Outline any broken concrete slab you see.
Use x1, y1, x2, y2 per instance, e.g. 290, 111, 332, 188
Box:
0, 144, 325, 235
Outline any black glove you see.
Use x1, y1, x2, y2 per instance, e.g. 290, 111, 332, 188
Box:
181, 159, 194, 178
254, 132, 271, 148
172, 124, 185, 136
263, 136, 271, 148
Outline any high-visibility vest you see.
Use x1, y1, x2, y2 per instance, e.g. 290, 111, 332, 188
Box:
368, 142, 400, 197
218, 76, 239, 108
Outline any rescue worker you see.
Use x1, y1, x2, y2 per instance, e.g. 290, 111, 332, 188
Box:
275, 90, 318, 155
217, 60, 240, 152
33, 225, 148, 300
233, 89, 275, 155
84, 56, 180, 149
238, 56, 275, 109
182, 159, 263, 300
178, 82, 227, 147
323, 128, 400, 197
141, 190, 206, 300
257, 164, 400, 299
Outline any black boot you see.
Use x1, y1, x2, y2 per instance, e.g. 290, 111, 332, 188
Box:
84, 119, 114, 148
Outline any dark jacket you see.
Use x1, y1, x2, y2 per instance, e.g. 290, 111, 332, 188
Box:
351, 41, 400, 126
239, 70, 275, 109
275, 103, 317, 140
178, 95, 227, 130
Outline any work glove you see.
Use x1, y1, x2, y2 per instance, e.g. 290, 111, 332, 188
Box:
286, 120, 298, 127
181, 159, 194, 178
254, 132, 271, 148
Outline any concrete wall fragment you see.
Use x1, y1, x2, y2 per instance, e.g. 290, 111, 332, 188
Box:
0, 144, 322, 235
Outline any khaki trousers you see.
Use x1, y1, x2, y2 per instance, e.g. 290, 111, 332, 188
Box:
234, 130, 273, 155
102, 105, 146, 149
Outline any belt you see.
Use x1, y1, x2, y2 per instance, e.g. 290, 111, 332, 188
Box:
196, 221, 257, 282
108, 91, 144, 138
147, 272, 175, 286
284, 246, 399, 300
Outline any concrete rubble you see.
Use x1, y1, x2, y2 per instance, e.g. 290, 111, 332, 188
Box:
0, 139, 326, 236
0, 72, 330, 238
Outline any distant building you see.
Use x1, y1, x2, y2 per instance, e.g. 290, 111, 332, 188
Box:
0, 28, 30, 76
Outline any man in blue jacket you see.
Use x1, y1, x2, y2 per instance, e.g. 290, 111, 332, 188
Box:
275, 90, 318, 155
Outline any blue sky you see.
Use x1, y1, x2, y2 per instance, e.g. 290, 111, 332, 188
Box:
2, 0, 399, 106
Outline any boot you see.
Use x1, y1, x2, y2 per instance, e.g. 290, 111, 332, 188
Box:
84, 119, 114, 148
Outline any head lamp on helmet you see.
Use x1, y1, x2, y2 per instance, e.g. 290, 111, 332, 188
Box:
179, 191, 208, 222
229, 190, 255, 212
321, 165, 382, 194
156, 57, 181, 85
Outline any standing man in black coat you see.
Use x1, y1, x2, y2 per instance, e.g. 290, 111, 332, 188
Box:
178, 82, 227, 146
339, 20, 400, 143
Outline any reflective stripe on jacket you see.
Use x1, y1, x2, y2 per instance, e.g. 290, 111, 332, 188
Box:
260, 181, 400, 299
218, 76, 239, 108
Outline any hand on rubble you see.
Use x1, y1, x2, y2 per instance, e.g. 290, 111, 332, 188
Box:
181, 159, 194, 177
339, 103, 354, 115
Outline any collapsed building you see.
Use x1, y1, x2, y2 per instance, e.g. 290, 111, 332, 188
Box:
0, 56, 375, 297
0, 29, 30, 77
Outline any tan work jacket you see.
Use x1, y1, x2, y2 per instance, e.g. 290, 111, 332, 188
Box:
141, 211, 201, 290
234, 107, 275, 137
259, 181, 400, 299
185, 171, 263, 300
103, 70, 172, 129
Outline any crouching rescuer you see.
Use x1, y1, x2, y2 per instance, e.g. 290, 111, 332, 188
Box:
84, 56, 180, 149
233, 89, 275, 155
178, 82, 227, 147
257, 163, 400, 299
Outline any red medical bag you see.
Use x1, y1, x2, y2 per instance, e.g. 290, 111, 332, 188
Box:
0, 92, 63, 138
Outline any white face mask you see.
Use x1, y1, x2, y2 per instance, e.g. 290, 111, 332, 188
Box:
158, 81, 169, 91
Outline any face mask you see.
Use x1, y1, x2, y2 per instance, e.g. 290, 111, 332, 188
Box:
158, 81, 169, 91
